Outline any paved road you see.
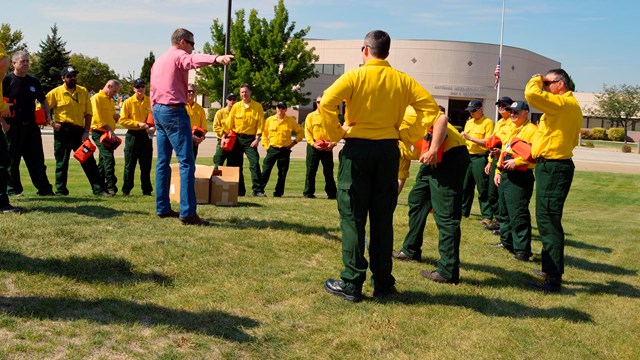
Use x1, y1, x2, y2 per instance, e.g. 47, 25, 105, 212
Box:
39, 129, 640, 174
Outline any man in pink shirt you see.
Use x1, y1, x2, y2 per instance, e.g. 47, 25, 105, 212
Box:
150, 28, 233, 226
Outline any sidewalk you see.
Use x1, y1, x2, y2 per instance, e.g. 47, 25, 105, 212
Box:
38, 129, 640, 174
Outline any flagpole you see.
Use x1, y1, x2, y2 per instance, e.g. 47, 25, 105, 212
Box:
495, 0, 505, 121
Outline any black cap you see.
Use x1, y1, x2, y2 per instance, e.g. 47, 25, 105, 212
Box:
276, 101, 287, 109
495, 96, 513, 106
226, 93, 236, 100
133, 78, 146, 88
507, 100, 530, 111
61, 66, 78, 77
465, 99, 483, 112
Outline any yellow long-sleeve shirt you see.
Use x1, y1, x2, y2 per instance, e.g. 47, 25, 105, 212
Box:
90, 90, 117, 130
304, 109, 334, 143
524, 75, 583, 160
403, 106, 466, 153
187, 102, 207, 131
226, 100, 264, 136
213, 107, 231, 139
319, 58, 440, 143
488, 116, 514, 160
463, 115, 494, 155
118, 95, 151, 130
46, 84, 92, 127
496, 121, 539, 174
262, 115, 302, 149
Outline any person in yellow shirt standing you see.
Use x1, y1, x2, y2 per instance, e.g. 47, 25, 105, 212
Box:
118, 79, 154, 196
260, 101, 302, 197
90, 79, 121, 195
460, 100, 494, 225
0, 43, 23, 213
320, 30, 441, 302
212, 93, 236, 166
224, 83, 264, 197
524, 69, 583, 292
303, 95, 337, 199
484, 96, 514, 233
393, 108, 470, 285
46, 66, 109, 196
492, 100, 538, 262
186, 84, 207, 160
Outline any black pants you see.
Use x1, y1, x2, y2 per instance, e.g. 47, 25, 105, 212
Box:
5, 121, 53, 195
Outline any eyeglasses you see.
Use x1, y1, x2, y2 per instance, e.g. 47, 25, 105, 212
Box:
187, 90, 195, 94
184, 39, 195, 47
510, 110, 521, 115
543, 79, 561, 86
135, 85, 146, 89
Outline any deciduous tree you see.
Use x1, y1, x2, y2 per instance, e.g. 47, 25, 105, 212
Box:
591, 84, 640, 143
199, 0, 318, 109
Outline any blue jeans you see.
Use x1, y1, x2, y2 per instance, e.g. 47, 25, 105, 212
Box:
153, 104, 196, 218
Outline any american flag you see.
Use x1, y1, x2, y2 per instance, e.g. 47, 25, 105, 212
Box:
494, 58, 501, 89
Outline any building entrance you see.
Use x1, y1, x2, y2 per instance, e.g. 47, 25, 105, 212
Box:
447, 99, 471, 130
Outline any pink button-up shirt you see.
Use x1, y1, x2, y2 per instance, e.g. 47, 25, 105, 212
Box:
150, 47, 217, 106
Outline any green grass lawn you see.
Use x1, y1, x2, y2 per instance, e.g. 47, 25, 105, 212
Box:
1, 158, 639, 359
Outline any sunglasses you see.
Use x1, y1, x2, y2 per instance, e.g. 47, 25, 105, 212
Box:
184, 39, 195, 47
543, 79, 561, 86
187, 90, 195, 94
135, 85, 146, 89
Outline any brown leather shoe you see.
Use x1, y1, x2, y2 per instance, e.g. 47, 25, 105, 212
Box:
392, 250, 419, 262
420, 270, 459, 284
157, 210, 179, 219
179, 214, 210, 226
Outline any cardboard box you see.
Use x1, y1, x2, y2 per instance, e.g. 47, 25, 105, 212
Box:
169, 164, 239, 206
210, 166, 239, 206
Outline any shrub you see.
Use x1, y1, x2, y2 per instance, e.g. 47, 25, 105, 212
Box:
591, 127, 606, 140
580, 129, 592, 139
621, 144, 632, 153
583, 141, 595, 148
608, 127, 625, 142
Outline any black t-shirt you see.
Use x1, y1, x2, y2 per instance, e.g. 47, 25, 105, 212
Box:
2, 73, 46, 123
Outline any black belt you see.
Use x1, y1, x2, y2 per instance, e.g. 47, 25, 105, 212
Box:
344, 138, 397, 146
236, 133, 257, 139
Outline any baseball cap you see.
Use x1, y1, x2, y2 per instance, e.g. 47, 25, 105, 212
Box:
61, 66, 78, 77
226, 93, 237, 100
276, 101, 287, 109
465, 99, 483, 112
507, 100, 530, 111
133, 78, 146, 88
494, 96, 513, 106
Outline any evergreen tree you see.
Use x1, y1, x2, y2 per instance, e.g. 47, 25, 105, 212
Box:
32, 24, 70, 93
140, 51, 155, 85
198, 0, 319, 108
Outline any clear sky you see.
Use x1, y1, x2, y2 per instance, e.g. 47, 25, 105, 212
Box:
4, 0, 638, 93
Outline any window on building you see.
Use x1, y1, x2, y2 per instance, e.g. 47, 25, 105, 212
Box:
315, 64, 345, 76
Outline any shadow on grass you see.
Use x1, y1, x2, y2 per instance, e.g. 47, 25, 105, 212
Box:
460, 261, 640, 298
0, 296, 258, 341
565, 239, 613, 253
218, 217, 340, 241
566, 255, 637, 275
385, 292, 592, 323
14, 196, 106, 203
25, 205, 147, 219
0, 251, 173, 286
